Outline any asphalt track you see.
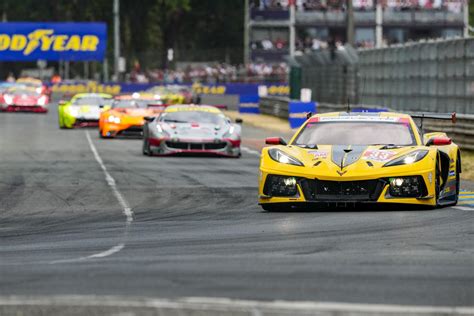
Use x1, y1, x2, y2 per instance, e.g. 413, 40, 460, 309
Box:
0, 104, 473, 313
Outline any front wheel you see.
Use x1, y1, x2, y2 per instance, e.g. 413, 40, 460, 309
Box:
142, 138, 151, 156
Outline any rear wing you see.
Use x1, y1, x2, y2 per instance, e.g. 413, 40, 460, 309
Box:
409, 112, 456, 131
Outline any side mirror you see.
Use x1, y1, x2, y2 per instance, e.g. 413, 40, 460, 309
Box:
58, 100, 66, 106
426, 137, 452, 146
143, 116, 155, 123
235, 118, 243, 124
265, 137, 287, 145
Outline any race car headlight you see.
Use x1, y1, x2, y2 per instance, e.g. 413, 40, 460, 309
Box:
268, 148, 304, 167
108, 115, 121, 124
4, 94, 13, 105
152, 124, 168, 136
388, 176, 427, 198
37, 95, 47, 106
263, 175, 298, 197
223, 125, 236, 138
67, 107, 80, 116
383, 150, 428, 167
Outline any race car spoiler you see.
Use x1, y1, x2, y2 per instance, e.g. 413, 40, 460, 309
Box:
409, 112, 456, 130
410, 112, 456, 122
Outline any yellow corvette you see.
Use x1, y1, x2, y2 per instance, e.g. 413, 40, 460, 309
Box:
259, 111, 460, 211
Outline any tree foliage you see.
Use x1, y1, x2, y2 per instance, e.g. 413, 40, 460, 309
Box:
0, 0, 243, 68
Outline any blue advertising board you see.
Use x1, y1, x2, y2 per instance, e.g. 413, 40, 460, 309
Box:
288, 100, 317, 129
0, 22, 107, 61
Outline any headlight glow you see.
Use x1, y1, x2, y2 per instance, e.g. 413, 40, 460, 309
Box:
384, 150, 428, 167
4, 95, 13, 105
108, 115, 121, 124
37, 96, 47, 106
68, 106, 80, 116
268, 148, 304, 166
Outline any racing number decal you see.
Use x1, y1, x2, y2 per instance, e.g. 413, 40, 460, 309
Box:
362, 150, 396, 162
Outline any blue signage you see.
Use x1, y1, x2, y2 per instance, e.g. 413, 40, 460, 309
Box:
288, 101, 317, 129
0, 22, 107, 61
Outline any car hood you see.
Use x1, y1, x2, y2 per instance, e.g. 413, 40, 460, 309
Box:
266, 144, 429, 179
112, 108, 162, 117
12, 94, 39, 101
162, 123, 230, 140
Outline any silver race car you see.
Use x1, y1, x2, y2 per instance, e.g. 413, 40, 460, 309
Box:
142, 105, 242, 157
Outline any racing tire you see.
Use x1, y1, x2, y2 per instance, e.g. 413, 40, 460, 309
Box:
434, 157, 442, 208
58, 115, 66, 129
451, 158, 461, 206
142, 138, 152, 156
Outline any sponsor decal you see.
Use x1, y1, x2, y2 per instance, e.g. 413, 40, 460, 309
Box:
165, 107, 221, 113
362, 150, 397, 162
0, 22, 106, 61
319, 116, 399, 122
289, 112, 311, 119
308, 150, 328, 159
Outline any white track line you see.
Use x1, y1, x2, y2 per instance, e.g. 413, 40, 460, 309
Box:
50, 131, 133, 264
0, 296, 472, 315
452, 206, 474, 211
242, 146, 260, 156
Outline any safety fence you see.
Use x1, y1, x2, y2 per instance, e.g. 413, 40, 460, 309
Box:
288, 38, 474, 115
359, 38, 474, 115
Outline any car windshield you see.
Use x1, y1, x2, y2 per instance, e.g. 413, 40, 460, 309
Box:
293, 121, 416, 146
73, 97, 112, 106
112, 99, 152, 108
160, 111, 225, 124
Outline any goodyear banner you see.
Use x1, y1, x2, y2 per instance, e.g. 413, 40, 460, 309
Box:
49, 82, 289, 97
0, 22, 107, 61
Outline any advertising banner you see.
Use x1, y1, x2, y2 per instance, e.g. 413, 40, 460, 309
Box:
0, 22, 107, 61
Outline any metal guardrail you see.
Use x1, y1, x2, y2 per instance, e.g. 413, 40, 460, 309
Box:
259, 96, 290, 119
259, 98, 474, 150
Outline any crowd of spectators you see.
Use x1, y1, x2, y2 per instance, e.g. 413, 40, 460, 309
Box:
250, 0, 465, 13
250, 38, 289, 50
128, 63, 288, 84
251, 35, 374, 53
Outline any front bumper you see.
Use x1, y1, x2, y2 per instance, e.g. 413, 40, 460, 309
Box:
62, 114, 100, 128
101, 123, 144, 138
258, 167, 436, 207
147, 137, 241, 157
1, 105, 48, 113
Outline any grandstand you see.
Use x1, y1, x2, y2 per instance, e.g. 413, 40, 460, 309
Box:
245, 0, 468, 62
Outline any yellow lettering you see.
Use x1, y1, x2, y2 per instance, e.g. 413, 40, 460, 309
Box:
10, 35, 27, 51
53, 35, 68, 51
65, 35, 81, 51
41, 35, 56, 51
0, 34, 10, 51
81, 35, 99, 51
24, 29, 53, 55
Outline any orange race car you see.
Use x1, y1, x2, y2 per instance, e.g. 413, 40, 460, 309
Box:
99, 93, 166, 138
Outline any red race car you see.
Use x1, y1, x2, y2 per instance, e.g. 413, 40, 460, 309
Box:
1, 87, 49, 113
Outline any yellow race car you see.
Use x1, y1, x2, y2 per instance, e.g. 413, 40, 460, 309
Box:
259, 111, 460, 211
